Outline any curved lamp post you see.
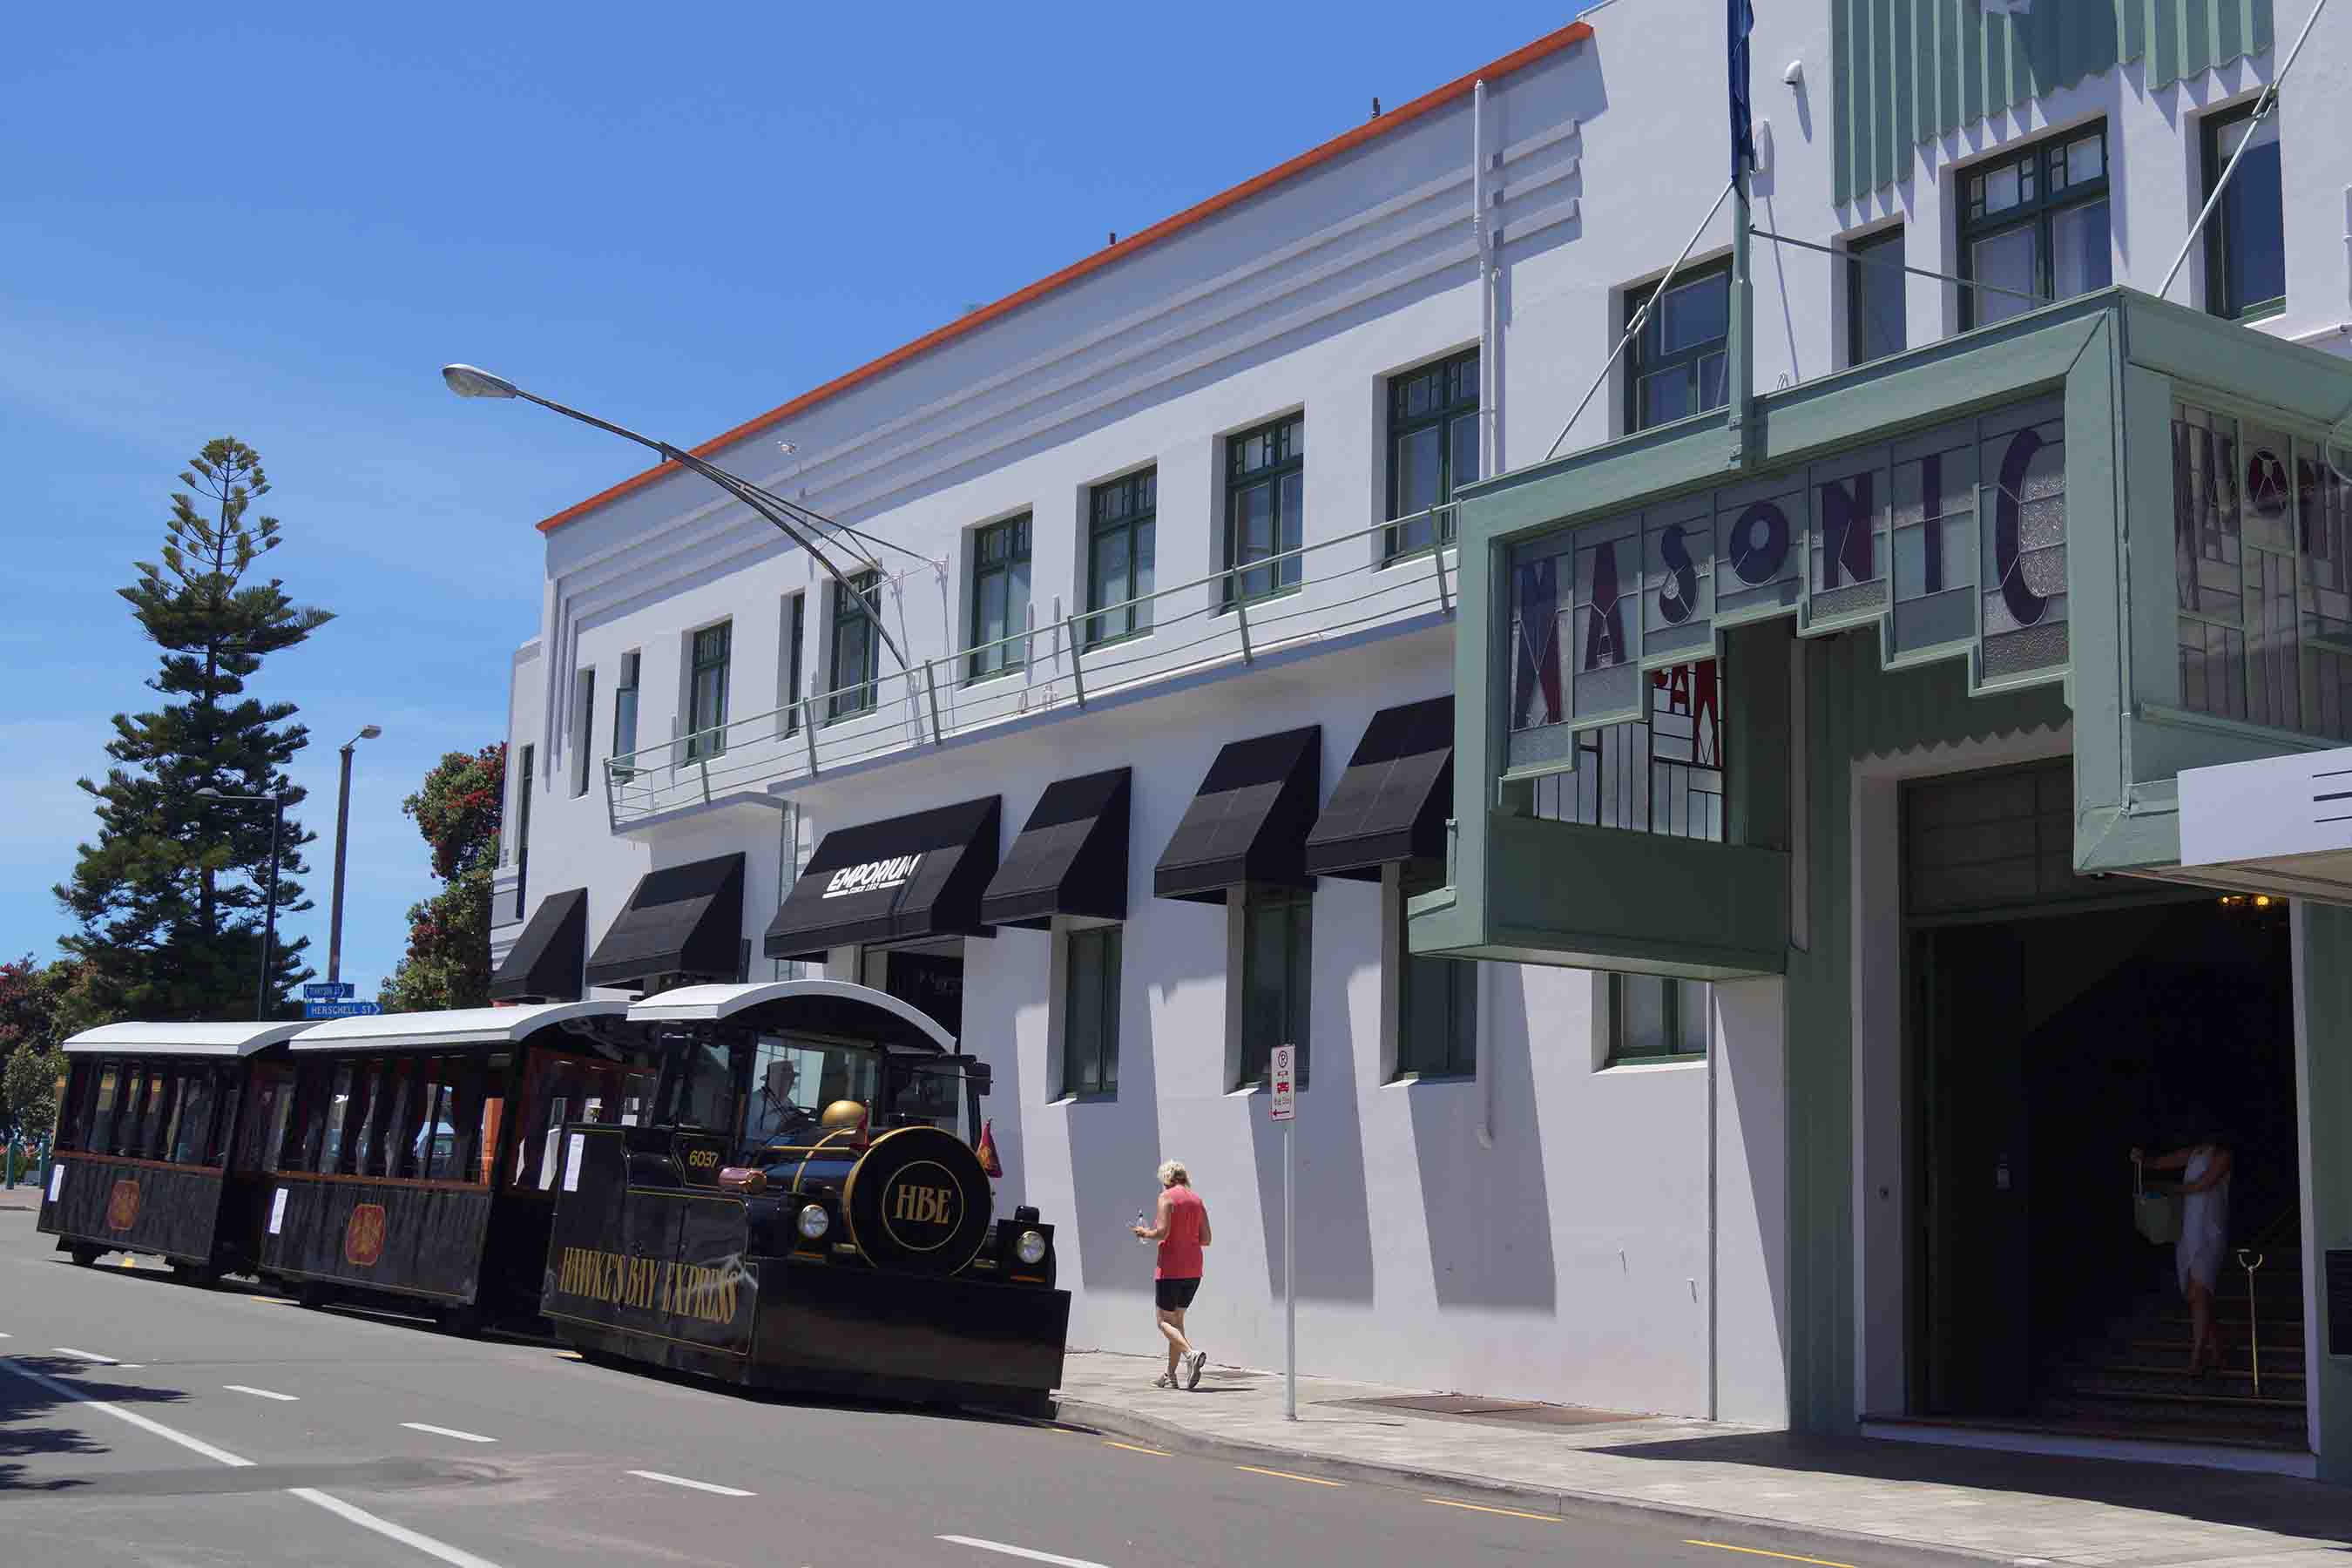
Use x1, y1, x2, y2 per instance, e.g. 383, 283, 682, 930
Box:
441, 364, 908, 676
328, 725, 382, 984
194, 785, 288, 1019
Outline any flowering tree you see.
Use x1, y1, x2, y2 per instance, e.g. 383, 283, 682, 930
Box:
379, 743, 505, 1013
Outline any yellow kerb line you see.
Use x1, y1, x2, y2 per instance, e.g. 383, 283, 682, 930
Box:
1102, 1440, 1170, 1456
1235, 1464, 1345, 1487
1421, 1497, 1558, 1523
1686, 1540, 1856, 1568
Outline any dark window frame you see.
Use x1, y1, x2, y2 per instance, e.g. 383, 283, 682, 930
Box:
513, 744, 533, 919
611, 650, 642, 774
827, 570, 883, 722
2201, 98, 2286, 323
1606, 973, 1712, 1064
1237, 885, 1312, 1091
686, 620, 733, 761
1624, 260, 1733, 434
1086, 469, 1157, 647
781, 593, 806, 734
571, 666, 597, 797
1223, 415, 1306, 608
1060, 924, 1122, 1098
1385, 348, 1478, 560
967, 513, 1033, 683
1845, 226, 1908, 368
1957, 120, 2110, 330
1395, 862, 1476, 1079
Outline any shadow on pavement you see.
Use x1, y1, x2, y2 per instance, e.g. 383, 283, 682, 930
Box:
1597, 1429, 2352, 1548
1, 1355, 199, 1494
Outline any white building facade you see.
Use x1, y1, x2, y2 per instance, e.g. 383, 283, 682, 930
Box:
488, 2, 2352, 1456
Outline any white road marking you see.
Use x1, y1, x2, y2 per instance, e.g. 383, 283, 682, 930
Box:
401, 1421, 497, 1444
289, 1487, 505, 1568
626, 1469, 755, 1497
3, 1356, 506, 1565
937, 1537, 1112, 1568
224, 1384, 301, 1402
0, 1356, 253, 1468
52, 1346, 119, 1363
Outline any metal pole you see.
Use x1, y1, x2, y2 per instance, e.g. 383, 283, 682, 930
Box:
328, 744, 355, 983
1728, 163, 1754, 469
1284, 1112, 1296, 1421
257, 798, 283, 1019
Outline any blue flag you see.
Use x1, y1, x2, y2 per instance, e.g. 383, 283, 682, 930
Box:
1728, 0, 1756, 181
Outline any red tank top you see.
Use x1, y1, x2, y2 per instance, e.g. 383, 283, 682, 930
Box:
1156, 1186, 1205, 1280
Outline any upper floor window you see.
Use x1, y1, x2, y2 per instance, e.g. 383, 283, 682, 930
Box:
1847, 226, 1908, 367
1625, 263, 1729, 432
969, 514, 1032, 682
1087, 470, 1156, 646
1225, 415, 1304, 606
828, 570, 882, 721
2204, 100, 2285, 322
570, 666, 597, 796
513, 742, 534, 917
1960, 122, 2110, 329
1387, 348, 1477, 558
780, 593, 806, 734
686, 621, 731, 760
610, 650, 641, 781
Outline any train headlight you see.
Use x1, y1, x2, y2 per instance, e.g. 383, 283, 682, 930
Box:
797, 1203, 831, 1241
1014, 1228, 1048, 1266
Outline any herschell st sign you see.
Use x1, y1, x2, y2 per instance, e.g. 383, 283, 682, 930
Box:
822, 853, 924, 898
1506, 394, 2068, 771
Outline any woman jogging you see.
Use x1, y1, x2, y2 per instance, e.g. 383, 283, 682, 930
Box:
1132, 1159, 1210, 1389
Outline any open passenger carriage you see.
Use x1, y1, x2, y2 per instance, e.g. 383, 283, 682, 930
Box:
256, 1002, 658, 1330
542, 980, 1071, 1414
41, 1021, 310, 1279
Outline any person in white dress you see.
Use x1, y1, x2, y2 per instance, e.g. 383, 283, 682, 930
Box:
2134, 1138, 2234, 1375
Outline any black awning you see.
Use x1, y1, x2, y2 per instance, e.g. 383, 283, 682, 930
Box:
980, 768, 1131, 929
1301, 696, 1455, 882
764, 796, 1001, 961
1152, 726, 1321, 904
489, 887, 589, 1002
583, 854, 746, 992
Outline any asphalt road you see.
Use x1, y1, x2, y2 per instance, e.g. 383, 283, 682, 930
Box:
1, 1205, 1909, 1567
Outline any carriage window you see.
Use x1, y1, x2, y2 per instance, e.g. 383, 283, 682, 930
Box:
742, 1037, 879, 1151
152, 1067, 189, 1160
171, 1069, 217, 1165
416, 1064, 463, 1180
669, 1038, 740, 1135
889, 1058, 969, 1137
476, 1092, 504, 1186
370, 1061, 418, 1179
319, 1061, 359, 1173
90, 1064, 122, 1154
351, 1061, 390, 1175
208, 1071, 241, 1166
128, 1065, 167, 1157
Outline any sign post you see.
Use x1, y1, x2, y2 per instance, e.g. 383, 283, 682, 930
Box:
1269, 1043, 1296, 1421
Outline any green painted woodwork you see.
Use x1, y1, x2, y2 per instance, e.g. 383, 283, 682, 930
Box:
1831, 2, 2274, 206
2297, 902, 2352, 1484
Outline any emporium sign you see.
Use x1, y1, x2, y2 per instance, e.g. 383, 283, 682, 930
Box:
1506, 394, 2070, 771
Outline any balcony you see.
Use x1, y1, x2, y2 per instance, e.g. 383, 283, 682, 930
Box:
601, 507, 1461, 828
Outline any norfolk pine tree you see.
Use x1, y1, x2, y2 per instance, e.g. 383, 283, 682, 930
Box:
57, 439, 335, 1020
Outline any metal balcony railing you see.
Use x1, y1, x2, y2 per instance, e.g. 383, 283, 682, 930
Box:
601, 506, 1459, 827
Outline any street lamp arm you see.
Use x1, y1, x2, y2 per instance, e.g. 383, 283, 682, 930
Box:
508, 388, 910, 677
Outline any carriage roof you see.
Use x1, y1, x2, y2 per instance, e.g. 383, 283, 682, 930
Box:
62, 1020, 312, 1058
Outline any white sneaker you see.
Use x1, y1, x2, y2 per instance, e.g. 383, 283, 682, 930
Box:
1153, 1372, 1177, 1389
1184, 1350, 1206, 1390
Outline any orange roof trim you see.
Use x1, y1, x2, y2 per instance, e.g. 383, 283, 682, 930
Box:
536, 18, 1595, 535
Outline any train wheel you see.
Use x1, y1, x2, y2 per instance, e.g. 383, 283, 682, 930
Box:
69, 1244, 103, 1267
294, 1281, 334, 1310
437, 1303, 485, 1338
168, 1259, 221, 1287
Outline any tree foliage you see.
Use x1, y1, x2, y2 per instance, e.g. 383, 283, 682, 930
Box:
0, 956, 80, 1139
380, 744, 506, 1014
56, 440, 335, 1021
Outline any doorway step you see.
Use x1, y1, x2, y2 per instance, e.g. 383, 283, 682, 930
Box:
2034, 1248, 2307, 1451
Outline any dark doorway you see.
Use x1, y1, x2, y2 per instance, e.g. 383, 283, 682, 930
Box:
1906, 764, 2301, 1445
862, 939, 965, 1037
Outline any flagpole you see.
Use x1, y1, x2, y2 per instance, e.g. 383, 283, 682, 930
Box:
1727, 0, 1757, 472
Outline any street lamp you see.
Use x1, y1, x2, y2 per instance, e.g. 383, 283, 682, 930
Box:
328, 726, 382, 985
193, 785, 288, 1020
439, 363, 909, 674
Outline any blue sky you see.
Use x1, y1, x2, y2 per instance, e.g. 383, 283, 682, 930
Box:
1, 3, 1585, 990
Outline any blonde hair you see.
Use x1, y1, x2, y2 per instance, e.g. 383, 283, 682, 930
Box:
1157, 1159, 1190, 1188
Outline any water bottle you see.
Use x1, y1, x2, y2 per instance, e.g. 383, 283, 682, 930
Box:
1135, 1206, 1151, 1246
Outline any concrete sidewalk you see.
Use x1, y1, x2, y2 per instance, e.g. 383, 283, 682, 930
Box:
1052, 1350, 2350, 1567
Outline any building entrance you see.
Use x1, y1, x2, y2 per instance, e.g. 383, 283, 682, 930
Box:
1906, 762, 2304, 1450
860, 937, 966, 1038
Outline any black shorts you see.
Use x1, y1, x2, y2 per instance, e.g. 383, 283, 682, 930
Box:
1155, 1276, 1201, 1311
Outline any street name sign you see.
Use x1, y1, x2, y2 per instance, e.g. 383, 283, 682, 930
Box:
303, 982, 357, 1000
302, 1000, 382, 1020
